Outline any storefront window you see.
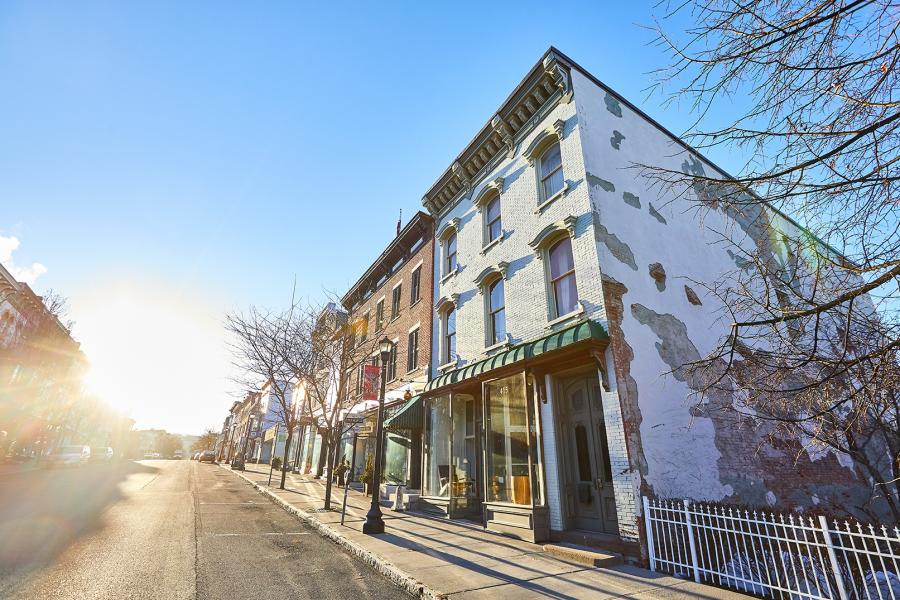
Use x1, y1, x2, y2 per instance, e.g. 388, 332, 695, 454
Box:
423, 395, 451, 497
485, 374, 533, 505
383, 432, 410, 485
451, 394, 477, 507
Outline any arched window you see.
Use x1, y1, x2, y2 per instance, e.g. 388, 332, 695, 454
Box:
487, 278, 506, 345
485, 196, 502, 244
445, 231, 457, 275
442, 306, 456, 364
539, 142, 564, 201
548, 237, 578, 317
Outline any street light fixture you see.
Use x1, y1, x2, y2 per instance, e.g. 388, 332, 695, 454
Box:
363, 337, 392, 535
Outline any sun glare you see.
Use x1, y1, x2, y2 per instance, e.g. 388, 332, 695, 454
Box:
76, 283, 229, 433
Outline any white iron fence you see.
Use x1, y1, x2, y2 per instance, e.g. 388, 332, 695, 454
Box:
643, 496, 899, 600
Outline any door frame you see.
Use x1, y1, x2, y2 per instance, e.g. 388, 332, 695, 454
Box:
553, 365, 618, 533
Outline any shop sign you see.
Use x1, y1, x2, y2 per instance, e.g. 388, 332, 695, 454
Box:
362, 364, 380, 401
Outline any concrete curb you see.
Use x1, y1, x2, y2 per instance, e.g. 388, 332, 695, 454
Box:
222, 466, 446, 600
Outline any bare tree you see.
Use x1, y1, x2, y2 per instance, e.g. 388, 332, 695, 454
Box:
41, 289, 75, 332
225, 305, 307, 490
647, 0, 899, 520
280, 298, 380, 510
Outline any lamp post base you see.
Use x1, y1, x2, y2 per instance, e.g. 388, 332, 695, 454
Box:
362, 504, 385, 535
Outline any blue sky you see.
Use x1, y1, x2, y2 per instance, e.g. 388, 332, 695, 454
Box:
0, 2, 734, 432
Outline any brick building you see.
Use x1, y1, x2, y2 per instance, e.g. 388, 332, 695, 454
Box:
412, 47, 879, 555
340, 211, 435, 489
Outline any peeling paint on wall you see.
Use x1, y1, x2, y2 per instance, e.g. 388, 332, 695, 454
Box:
684, 285, 702, 306
593, 211, 638, 270
610, 130, 625, 149
648, 263, 666, 291
602, 277, 648, 479
648, 203, 667, 225
604, 93, 623, 118
623, 192, 641, 209
587, 172, 616, 192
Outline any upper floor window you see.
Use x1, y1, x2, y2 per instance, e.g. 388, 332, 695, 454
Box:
539, 142, 564, 201
548, 237, 578, 317
375, 299, 385, 331
442, 306, 456, 364
358, 312, 370, 344
410, 267, 421, 305
407, 328, 419, 372
386, 343, 398, 382
391, 285, 402, 320
445, 232, 457, 275
487, 279, 506, 345
486, 196, 502, 244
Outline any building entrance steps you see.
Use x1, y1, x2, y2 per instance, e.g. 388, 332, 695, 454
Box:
541, 543, 622, 568
227, 463, 750, 599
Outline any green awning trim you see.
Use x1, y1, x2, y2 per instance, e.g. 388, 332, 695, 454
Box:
424, 319, 608, 393
383, 394, 423, 431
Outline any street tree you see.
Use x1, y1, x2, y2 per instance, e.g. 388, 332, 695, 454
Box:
226, 305, 307, 490
279, 299, 381, 510
648, 0, 899, 520
192, 429, 219, 453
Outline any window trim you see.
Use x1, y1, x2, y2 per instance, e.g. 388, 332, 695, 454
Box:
391, 284, 402, 321
406, 327, 419, 373
544, 235, 580, 320
486, 277, 506, 347
437, 218, 460, 279
523, 119, 567, 210
410, 265, 422, 306
375, 297, 386, 331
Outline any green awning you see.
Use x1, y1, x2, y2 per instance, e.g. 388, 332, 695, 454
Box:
383, 394, 423, 431
424, 319, 608, 393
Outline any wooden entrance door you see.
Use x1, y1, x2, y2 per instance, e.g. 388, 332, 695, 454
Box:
559, 374, 618, 534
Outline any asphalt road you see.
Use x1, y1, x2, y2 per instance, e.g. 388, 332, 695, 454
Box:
0, 459, 406, 599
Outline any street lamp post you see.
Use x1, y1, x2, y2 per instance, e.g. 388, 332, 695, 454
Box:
362, 337, 393, 535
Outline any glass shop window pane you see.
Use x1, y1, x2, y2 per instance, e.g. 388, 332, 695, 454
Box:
382, 432, 411, 485
485, 374, 531, 505
451, 394, 477, 505
424, 395, 451, 497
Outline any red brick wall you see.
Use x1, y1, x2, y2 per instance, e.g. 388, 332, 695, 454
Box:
345, 234, 434, 399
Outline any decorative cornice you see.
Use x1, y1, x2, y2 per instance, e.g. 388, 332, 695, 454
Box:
543, 53, 573, 103
490, 115, 516, 159
523, 118, 567, 166
473, 261, 510, 289
434, 293, 459, 312
529, 215, 579, 256
473, 177, 504, 210
436, 217, 460, 241
421, 49, 574, 217
451, 161, 472, 199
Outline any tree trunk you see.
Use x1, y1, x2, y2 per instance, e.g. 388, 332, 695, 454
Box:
280, 427, 293, 490
315, 430, 329, 478
323, 427, 341, 510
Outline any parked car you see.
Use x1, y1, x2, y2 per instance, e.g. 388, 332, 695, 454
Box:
142, 452, 161, 460
198, 450, 216, 463
192, 452, 200, 460
173, 450, 184, 460
90, 447, 114, 462
47, 445, 91, 467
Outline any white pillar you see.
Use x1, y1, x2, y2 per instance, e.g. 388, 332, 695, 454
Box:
541, 373, 564, 531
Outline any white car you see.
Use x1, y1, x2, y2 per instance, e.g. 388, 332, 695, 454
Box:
48, 445, 91, 467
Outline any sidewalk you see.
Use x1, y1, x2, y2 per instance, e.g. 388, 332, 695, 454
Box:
226, 464, 746, 600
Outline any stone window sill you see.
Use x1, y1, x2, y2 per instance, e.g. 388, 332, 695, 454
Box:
438, 358, 459, 372
480, 232, 505, 255
535, 182, 570, 214
484, 339, 511, 354
545, 302, 586, 329
440, 268, 459, 285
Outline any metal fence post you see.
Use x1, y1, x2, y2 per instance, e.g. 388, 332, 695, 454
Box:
642, 496, 657, 572
818, 515, 849, 600
683, 498, 701, 583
